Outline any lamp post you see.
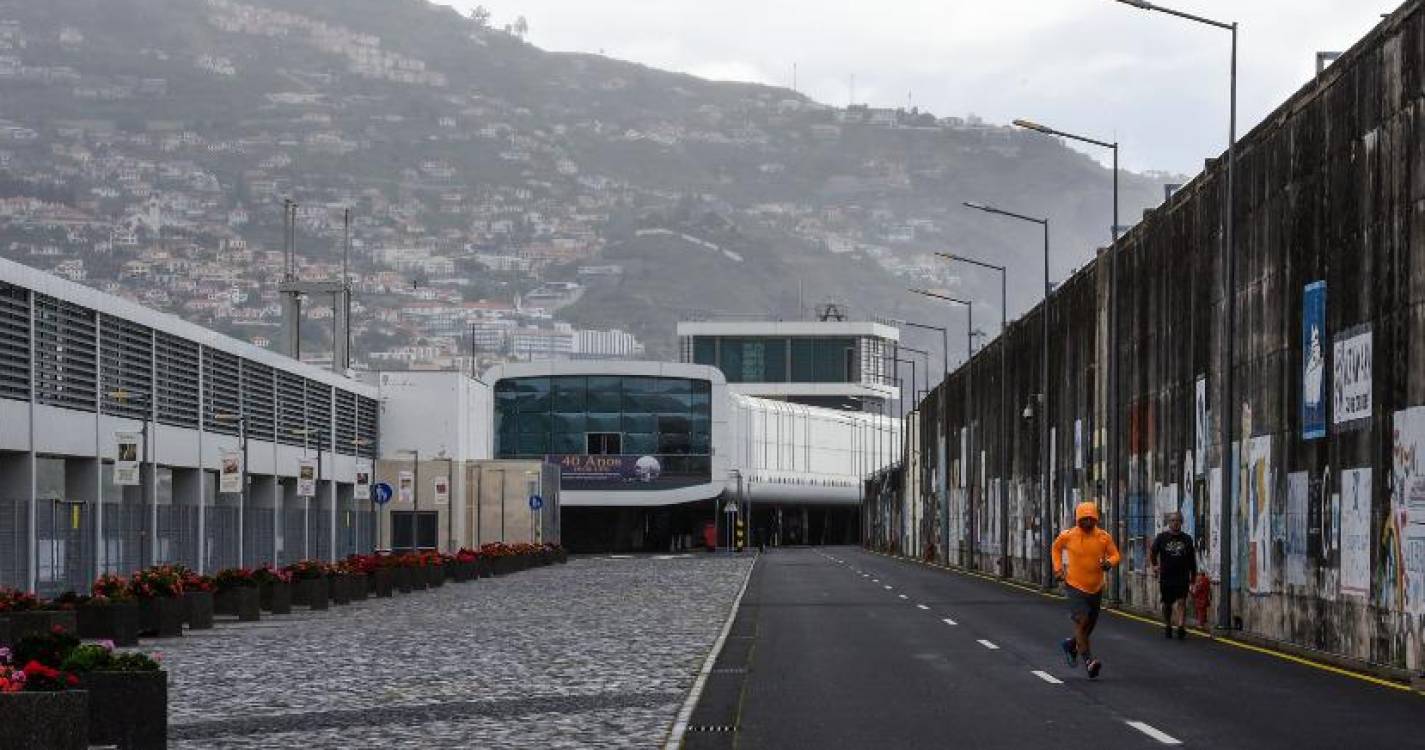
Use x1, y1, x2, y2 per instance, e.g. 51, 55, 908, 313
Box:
291, 427, 318, 559
937, 253, 1011, 578
213, 412, 247, 568
1113, 0, 1239, 634
962, 201, 1053, 587
1011, 118, 1124, 598
352, 437, 373, 554
110, 390, 154, 567
909, 289, 978, 569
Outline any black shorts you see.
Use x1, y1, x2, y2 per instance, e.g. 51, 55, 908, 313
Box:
1160, 580, 1189, 605
1065, 584, 1102, 623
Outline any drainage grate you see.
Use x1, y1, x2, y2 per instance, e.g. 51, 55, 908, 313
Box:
686, 725, 737, 733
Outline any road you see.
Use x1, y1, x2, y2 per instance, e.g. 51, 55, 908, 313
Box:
686, 546, 1425, 750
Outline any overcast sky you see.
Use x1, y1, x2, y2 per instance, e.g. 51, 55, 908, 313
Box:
436, 0, 1389, 176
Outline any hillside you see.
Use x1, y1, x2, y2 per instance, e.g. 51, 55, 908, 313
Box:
0, 0, 1172, 364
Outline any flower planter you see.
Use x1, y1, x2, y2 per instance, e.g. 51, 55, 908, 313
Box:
349, 574, 369, 602
77, 602, 140, 647
477, 558, 493, 578
259, 581, 292, 615
1, 611, 59, 645
425, 565, 445, 588
556, 548, 568, 564
82, 670, 167, 750
329, 576, 351, 606
138, 596, 185, 638
214, 587, 261, 621
183, 590, 215, 630
370, 568, 394, 598
0, 689, 89, 750
392, 567, 412, 593
292, 578, 329, 610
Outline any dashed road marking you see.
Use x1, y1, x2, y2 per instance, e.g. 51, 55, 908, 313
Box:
1125, 721, 1181, 745
1031, 670, 1063, 685
883, 585, 893, 590
916, 604, 930, 611
942, 618, 958, 626
977, 639, 1000, 650
898, 594, 908, 600
872, 578, 880, 583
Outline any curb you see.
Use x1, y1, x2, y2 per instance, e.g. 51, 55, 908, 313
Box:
663, 554, 758, 750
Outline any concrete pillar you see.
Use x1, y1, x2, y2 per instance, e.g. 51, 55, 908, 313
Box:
249, 475, 278, 566
280, 478, 300, 563
173, 468, 202, 571
0, 452, 35, 591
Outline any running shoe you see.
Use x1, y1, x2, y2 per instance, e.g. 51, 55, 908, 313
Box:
1061, 638, 1078, 668
1086, 659, 1102, 679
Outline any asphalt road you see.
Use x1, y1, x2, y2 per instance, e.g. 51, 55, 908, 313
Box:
706, 546, 1425, 750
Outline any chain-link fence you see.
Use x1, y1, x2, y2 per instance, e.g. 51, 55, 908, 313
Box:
1, 496, 28, 590
243, 506, 275, 568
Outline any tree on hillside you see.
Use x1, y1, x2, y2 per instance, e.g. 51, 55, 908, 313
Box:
513, 16, 529, 40
467, 5, 491, 27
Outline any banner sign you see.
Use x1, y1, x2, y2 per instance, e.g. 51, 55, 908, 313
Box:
547, 454, 709, 491
353, 460, 372, 501
297, 458, 317, 497
220, 450, 243, 494
115, 432, 141, 486
1302, 281, 1327, 439
1194, 377, 1208, 477
398, 470, 414, 503
1339, 467, 1372, 598
433, 475, 450, 505
1333, 328, 1372, 426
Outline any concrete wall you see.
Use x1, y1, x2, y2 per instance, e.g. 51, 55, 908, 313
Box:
881, 0, 1425, 676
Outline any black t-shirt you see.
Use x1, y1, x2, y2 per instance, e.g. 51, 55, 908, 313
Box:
1151, 530, 1197, 584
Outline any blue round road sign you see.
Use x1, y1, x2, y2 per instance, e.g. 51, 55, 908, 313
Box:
373, 482, 394, 506
528, 495, 544, 511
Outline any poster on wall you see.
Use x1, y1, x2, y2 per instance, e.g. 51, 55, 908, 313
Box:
1074, 419, 1083, 471
960, 428, 967, 489
1208, 467, 1222, 581
297, 458, 317, 497
1302, 281, 1327, 439
354, 459, 372, 501
397, 470, 414, 504
115, 432, 141, 486
1391, 407, 1425, 617
220, 450, 243, 494
1333, 328, 1373, 426
433, 475, 450, 505
1181, 456, 1196, 540
1246, 436, 1274, 595
1194, 377, 1209, 477
1339, 467, 1372, 598
1286, 472, 1309, 587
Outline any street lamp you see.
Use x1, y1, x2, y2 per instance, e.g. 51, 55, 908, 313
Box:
961, 201, 1053, 588
213, 412, 247, 568
1011, 117, 1124, 598
290, 427, 319, 560
884, 317, 948, 382
1113, 0, 1239, 634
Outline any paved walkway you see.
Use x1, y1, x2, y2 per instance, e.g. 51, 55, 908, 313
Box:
161, 554, 753, 748
705, 546, 1425, 750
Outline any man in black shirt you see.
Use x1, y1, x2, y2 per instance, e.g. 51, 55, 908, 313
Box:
1150, 511, 1197, 640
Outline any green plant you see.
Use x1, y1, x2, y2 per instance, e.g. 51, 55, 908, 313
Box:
0, 587, 40, 612
129, 566, 184, 598
12, 627, 79, 670
59, 643, 160, 674
91, 574, 134, 602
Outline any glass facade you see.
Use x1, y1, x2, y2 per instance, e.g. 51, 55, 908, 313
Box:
495, 375, 712, 488
691, 336, 856, 384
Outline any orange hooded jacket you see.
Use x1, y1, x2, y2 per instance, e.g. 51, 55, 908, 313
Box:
1051, 502, 1121, 594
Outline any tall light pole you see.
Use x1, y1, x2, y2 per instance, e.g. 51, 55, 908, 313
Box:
963, 201, 1053, 588
1114, 0, 1239, 634
910, 289, 977, 569
938, 253, 1011, 578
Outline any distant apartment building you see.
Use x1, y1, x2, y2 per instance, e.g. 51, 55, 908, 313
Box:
575, 328, 644, 359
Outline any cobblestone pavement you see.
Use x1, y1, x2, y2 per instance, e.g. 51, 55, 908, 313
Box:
161, 554, 753, 749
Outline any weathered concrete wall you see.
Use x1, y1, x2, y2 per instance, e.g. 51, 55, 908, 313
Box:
873, 0, 1425, 675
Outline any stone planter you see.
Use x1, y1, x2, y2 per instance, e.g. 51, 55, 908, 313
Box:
329, 576, 351, 606
77, 602, 140, 647
556, 548, 568, 564
349, 574, 369, 602
370, 568, 394, 598
183, 590, 215, 630
292, 577, 329, 610
1, 611, 61, 645
138, 596, 185, 638
392, 567, 412, 593
0, 689, 89, 750
214, 587, 261, 621
82, 670, 167, 750
477, 558, 493, 578
260, 580, 292, 615
425, 565, 445, 588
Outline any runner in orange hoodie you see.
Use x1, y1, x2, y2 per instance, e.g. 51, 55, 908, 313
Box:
1052, 501, 1121, 679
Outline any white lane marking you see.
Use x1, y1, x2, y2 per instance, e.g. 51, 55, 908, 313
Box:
883, 585, 893, 590
1125, 721, 1182, 745
898, 594, 908, 600
872, 578, 880, 583
916, 604, 930, 611
861, 573, 869, 577
942, 618, 958, 626
1031, 670, 1063, 685
663, 550, 755, 750
977, 639, 1000, 650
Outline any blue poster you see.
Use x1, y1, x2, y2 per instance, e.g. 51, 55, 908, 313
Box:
1302, 281, 1327, 440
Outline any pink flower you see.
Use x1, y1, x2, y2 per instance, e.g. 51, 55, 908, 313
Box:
99, 640, 115, 651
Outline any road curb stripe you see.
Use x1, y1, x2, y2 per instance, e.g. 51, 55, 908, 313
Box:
1126, 721, 1181, 745
663, 555, 757, 750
